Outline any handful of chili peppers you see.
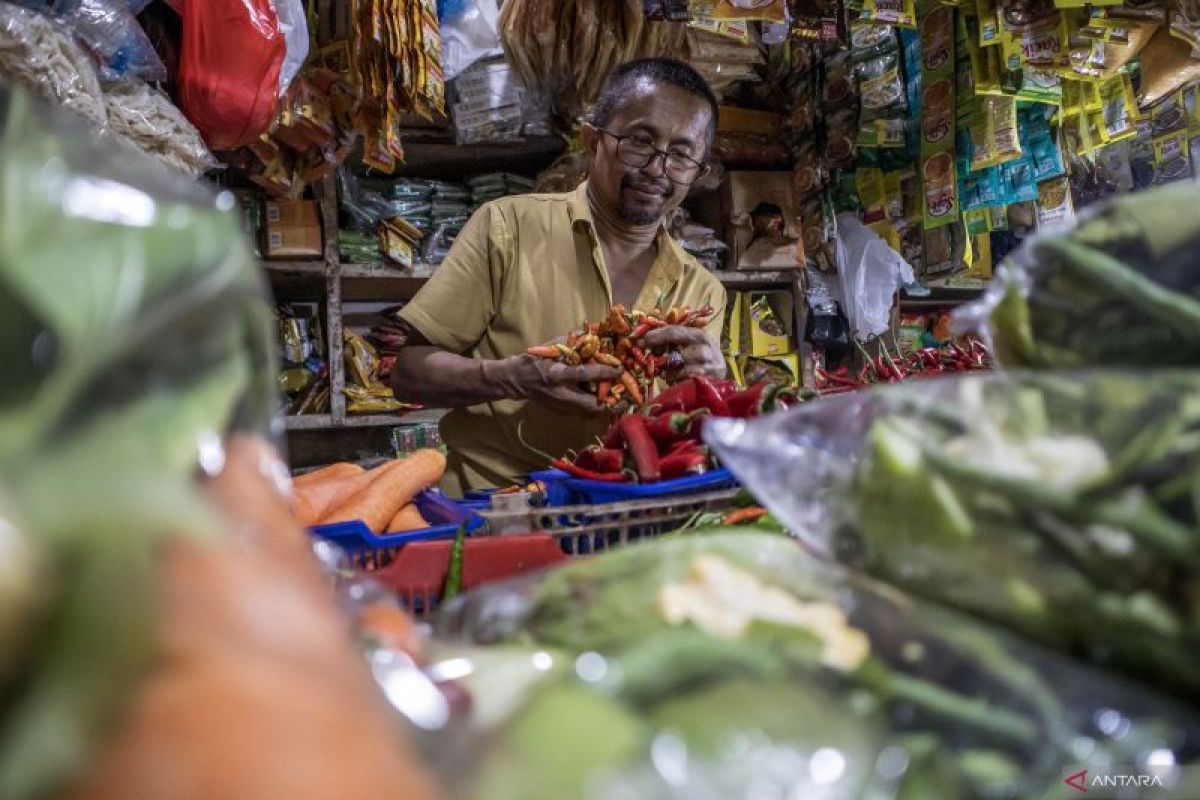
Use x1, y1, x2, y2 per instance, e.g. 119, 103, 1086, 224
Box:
816, 340, 991, 395
526, 303, 715, 409
550, 376, 802, 483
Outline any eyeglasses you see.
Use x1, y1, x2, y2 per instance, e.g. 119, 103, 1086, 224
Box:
594, 127, 709, 185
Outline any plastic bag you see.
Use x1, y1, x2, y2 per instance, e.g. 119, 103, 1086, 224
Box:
178, 0, 285, 151
0, 84, 273, 799
707, 371, 1200, 704
835, 212, 915, 341
274, 0, 309, 95
432, 532, 1200, 800
102, 78, 219, 177
441, 0, 501, 81
0, 3, 106, 127
57, 0, 166, 81
954, 182, 1200, 367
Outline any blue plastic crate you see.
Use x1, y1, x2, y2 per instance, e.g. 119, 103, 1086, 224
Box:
528, 468, 738, 506
310, 489, 480, 568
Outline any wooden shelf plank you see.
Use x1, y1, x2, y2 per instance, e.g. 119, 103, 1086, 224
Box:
342, 408, 447, 428
711, 269, 800, 286
262, 260, 326, 277
282, 414, 335, 430
341, 261, 437, 280
898, 288, 985, 308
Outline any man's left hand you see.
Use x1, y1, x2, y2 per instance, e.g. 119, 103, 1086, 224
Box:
643, 326, 726, 381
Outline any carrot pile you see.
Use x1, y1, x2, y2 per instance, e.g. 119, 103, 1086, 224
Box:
526, 303, 715, 409
292, 449, 446, 534
552, 376, 801, 483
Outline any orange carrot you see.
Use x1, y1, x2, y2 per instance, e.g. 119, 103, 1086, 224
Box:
319, 449, 446, 533
293, 467, 382, 526
385, 503, 429, 533
294, 462, 362, 488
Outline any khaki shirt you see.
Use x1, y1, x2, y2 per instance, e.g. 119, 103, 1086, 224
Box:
397, 181, 727, 495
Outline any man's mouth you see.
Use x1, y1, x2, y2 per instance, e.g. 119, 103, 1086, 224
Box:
624, 180, 671, 201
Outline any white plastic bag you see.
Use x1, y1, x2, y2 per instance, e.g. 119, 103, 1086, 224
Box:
274, 0, 309, 95
835, 211, 914, 341
441, 0, 501, 81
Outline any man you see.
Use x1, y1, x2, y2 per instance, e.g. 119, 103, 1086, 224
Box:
379, 58, 727, 495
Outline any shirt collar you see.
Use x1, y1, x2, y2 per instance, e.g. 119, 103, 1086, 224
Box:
568, 180, 685, 284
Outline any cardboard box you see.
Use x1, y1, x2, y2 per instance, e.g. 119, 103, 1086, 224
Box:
263, 225, 322, 259
717, 106, 782, 137
721, 172, 803, 271
742, 290, 796, 356
262, 199, 322, 259
264, 199, 320, 228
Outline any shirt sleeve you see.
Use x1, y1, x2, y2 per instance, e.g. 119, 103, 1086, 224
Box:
396, 203, 509, 354
700, 279, 728, 344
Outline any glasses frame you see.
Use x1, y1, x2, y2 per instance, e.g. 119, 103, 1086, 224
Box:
593, 126, 710, 185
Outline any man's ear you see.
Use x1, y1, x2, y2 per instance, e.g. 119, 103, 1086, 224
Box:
580, 122, 600, 158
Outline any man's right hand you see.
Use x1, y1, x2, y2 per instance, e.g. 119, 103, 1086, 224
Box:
481, 355, 622, 415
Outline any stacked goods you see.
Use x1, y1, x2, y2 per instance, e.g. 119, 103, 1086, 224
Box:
451, 56, 553, 144
815, 338, 992, 393
342, 330, 417, 413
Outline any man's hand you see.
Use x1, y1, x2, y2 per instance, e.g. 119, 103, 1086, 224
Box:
644, 326, 726, 381
482, 355, 622, 415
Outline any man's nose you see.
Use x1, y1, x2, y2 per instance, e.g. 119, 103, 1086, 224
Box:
641, 151, 668, 180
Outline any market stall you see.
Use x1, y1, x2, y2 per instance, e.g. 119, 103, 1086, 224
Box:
3, 0, 1200, 797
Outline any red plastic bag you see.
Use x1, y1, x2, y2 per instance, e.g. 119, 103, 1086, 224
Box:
178, 0, 285, 151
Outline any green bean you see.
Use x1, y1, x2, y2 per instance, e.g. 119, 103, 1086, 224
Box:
1038, 237, 1200, 339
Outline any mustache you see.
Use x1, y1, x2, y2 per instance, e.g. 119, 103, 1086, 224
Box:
621, 175, 672, 197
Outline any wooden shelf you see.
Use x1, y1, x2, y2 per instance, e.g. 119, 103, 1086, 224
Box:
261, 260, 326, 277
351, 135, 565, 180
898, 288, 985, 308
343, 408, 447, 428
282, 408, 447, 432
341, 261, 437, 280
282, 414, 336, 431
712, 269, 800, 287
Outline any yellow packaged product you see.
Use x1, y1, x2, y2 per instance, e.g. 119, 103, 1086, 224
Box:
860, 0, 918, 27
1152, 128, 1193, 183
970, 94, 1022, 170
1097, 72, 1140, 142
868, 219, 903, 252
1035, 176, 1075, 232
964, 233, 993, 281
857, 167, 888, 222
977, 0, 1002, 46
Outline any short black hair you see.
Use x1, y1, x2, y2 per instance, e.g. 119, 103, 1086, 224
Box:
590, 58, 719, 146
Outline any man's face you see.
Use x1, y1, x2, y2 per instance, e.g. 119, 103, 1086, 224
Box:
584, 82, 712, 227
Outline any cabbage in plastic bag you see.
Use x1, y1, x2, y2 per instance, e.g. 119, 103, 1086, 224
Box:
0, 86, 275, 800
955, 182, 1200, 368
707, 371, 1200, 703
431, 532, 1200, 800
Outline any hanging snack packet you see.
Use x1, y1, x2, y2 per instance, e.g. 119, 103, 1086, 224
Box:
851, 21, 898, 57
1149, 88, 1189, 135
921, 150, 959, 226
1152, 127, 1193, 183
859, 0, 918, 28
1035, 175, 1075, 232
792, 141, 826, 198
822, 50, 857, 106
1138, 26, 1200, 107
856, 166, 888, 221
857, 48, 908, 119
1000, 155, 1040, 202
690, 0, 786, 21
972, 94, 1022, 169
978, 0, 1002, 45
825, 106, 860, 168
1097, 72, 1140, 141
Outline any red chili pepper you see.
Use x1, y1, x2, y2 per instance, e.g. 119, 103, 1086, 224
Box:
816, 369, 862, 389
632, 322, 652, 339
709, 378, 742, 401
620, 371, 645, 407
665, 438, 703, 456
630, 346, 647, 368
526, 345, 560, 359
575, 446, 624, 474
645, 357, 657, 380
722, 506, 768, 526
643, 410, 706, 445
551, 458, 626, 482
647, 379, 700, 414
619, 415, 660, 482
693, 376, 731, 416
659, 449, 710, 479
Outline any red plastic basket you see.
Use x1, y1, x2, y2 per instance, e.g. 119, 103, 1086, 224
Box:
370, 534, 568, 619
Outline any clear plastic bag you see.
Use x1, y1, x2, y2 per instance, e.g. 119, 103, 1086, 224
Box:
0, 3, 106, 127
835, 212, 915, 341
61, 0, 168, 81
274, 0, 310, 95
953, 182, 1200, 367
102, 77, 219, 177
440, 0, 502, 81
431, 532, 1200, 800
707, 370, 1200, 703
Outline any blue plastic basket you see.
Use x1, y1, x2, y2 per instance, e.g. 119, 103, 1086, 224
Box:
310, 489, 480, 569
527, 468, 738, 506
